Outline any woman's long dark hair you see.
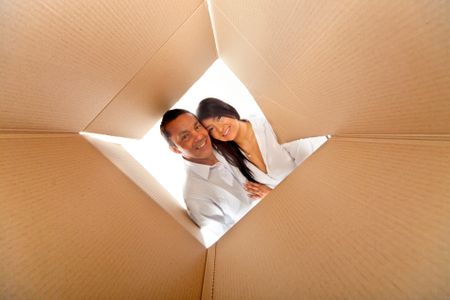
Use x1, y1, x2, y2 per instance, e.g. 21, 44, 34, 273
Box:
197, 98, 258, 183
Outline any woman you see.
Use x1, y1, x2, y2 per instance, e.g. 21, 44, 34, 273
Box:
197, 98, 325, 198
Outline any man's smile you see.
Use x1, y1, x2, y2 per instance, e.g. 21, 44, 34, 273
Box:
195, 138, 207, 150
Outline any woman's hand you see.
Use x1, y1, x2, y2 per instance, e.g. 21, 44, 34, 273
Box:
244, 182, 272, 200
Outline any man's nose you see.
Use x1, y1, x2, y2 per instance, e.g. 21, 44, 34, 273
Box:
193, 130, 204, 141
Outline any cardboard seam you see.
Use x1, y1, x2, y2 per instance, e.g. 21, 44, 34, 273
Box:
205, 0, 220, 57
212, 2, 308, 114
0, 132, 78, 139
0, 128, 78, 134
82, 1, 207, 132
211, 244, 217, 300
333, 134, 450, 145
201, 244, 217, 300
199, 250, 207, 300
334, 134, 450, 141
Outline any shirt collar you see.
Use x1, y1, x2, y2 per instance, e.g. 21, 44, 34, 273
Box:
184, 159, 215, 180
183, 151, 232, 180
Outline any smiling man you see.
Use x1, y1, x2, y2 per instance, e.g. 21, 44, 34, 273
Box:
160, 109, 257, 240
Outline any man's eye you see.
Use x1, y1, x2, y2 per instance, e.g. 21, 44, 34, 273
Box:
181, 135, 188, 141
208, 128, 214, 132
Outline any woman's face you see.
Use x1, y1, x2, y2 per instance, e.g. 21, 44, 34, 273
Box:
201, 116, 240, 142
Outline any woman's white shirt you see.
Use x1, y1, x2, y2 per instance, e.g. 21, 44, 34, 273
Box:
245, 116, 327, 189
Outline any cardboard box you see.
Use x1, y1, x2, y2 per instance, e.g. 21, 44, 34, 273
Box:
1, 1, 449, 298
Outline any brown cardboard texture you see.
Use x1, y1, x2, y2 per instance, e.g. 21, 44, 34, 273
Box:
0, 134, 205, 299
1, 0, 449, 299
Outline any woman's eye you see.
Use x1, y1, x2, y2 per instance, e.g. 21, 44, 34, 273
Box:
217, 116, 222, 122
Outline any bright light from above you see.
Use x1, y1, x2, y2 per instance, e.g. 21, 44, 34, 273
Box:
123, 59, 264, 209
84, 59, 264, 247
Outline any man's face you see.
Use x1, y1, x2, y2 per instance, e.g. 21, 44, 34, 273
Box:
165, 113, 215, 163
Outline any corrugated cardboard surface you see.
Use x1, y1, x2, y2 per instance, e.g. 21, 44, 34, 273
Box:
211, 0, 450, 142
86, 2, 218, 138
83, 135, 204, 244
212, 137, 450, 299
0, 134, 205, 299
210, 5, 322, 142
2, 1, 450, 298
0, 0, 202, 132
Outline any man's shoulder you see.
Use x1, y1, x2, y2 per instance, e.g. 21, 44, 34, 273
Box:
184, 167, 208, 185
183, 170, 216, 199
183, 180, 218, 215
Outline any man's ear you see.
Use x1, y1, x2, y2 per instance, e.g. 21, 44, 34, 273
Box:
170, 145, 182, 154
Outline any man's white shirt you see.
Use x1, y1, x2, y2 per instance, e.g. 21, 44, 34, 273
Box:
183, 152, 257, 240
182, 118, 327, 241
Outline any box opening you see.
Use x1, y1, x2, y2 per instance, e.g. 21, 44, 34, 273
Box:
82, 58, 265, 246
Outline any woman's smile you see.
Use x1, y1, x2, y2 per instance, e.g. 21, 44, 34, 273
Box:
222, 126, 231, 137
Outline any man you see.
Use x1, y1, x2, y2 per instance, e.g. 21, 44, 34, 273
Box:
160, 109, 261, 239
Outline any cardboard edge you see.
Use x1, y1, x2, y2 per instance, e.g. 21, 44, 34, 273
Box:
201, 244, 217, 300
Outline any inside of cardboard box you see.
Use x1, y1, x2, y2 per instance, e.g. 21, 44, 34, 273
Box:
2, 0, 449, 298
83, 58, 328, 247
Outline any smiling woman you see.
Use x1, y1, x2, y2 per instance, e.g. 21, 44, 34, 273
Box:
197, 98, 262, 184
197, 98, 327, 189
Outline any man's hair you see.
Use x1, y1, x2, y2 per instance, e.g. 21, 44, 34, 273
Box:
160, 108, 194, 147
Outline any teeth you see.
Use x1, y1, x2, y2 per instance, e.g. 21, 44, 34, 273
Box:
197, 139, 206, 149
224, 127, 230, 136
